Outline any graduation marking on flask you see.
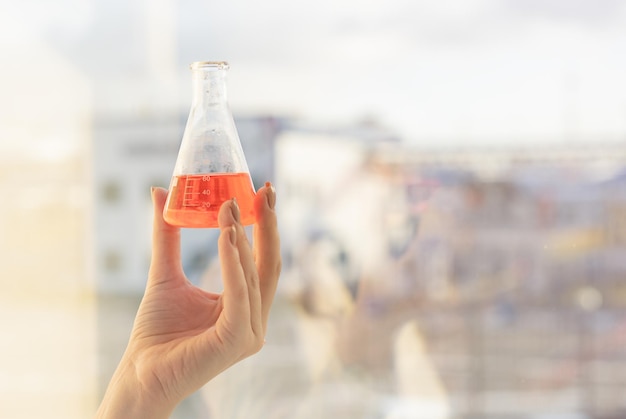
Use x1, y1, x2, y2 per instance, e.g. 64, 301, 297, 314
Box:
183, 175, 212, 208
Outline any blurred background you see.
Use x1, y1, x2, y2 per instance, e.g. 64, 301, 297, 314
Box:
2, 0, 626, 418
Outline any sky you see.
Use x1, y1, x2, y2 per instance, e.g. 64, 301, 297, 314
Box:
204, 0, 626, 146
1, 0, 626, 150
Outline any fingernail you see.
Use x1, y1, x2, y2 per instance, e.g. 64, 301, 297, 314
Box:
231, 197, 241, 222
229, 225, 237, 245
265, 182, 276, 209
150, 186, 156, 199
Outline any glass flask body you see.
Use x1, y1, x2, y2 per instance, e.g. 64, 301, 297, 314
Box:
163, 61, 256, 228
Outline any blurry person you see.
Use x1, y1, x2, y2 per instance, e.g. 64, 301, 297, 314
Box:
96, 183, 280, 419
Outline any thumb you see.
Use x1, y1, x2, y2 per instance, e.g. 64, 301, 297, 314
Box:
148, 186, 184, 284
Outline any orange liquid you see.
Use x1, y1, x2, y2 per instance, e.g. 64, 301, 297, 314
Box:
163, 173, 256, 228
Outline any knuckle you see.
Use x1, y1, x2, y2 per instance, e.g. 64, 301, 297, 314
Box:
248, 271, 260, 290
249, 335, 265, 354
231, 328, 264, 358
240, 329, 265, 355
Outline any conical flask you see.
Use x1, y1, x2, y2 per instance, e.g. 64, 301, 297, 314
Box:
163, 61, 256, 228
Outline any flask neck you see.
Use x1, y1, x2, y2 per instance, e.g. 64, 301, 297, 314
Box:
190, 62, 229, 106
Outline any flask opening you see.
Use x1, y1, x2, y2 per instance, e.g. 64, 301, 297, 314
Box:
190, 61, 230, 71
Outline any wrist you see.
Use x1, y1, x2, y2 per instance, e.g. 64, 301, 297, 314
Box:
95, 356, 176, 419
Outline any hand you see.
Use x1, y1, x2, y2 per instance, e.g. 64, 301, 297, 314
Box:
96, 183, 281, 419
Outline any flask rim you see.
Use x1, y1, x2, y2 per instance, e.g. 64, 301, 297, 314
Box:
190, 61, 230, 71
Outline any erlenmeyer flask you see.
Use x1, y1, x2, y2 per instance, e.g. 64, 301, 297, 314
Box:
163, 61, 256, 228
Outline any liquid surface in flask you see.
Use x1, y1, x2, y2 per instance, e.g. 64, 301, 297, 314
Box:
163, 173, 256, 228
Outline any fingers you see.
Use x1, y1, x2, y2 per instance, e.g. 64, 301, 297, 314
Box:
216, 184, 279, 348
217, 198, 264, 345
217, 200, 250, 332
148, 187, 184, 286
230, 199, 264, 340
253, 182, 282, 330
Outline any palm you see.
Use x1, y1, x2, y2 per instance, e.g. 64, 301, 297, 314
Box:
133, 280, 223, 345
126, 273, 240, 401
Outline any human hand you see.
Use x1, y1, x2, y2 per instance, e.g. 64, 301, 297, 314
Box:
96, 183, 281, 419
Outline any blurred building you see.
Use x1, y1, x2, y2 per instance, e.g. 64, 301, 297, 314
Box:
276, 133, 626, 417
